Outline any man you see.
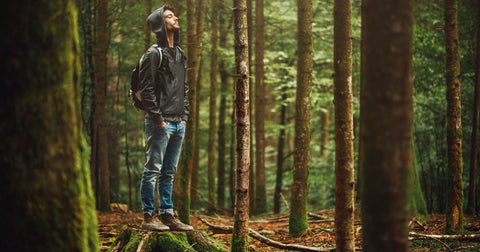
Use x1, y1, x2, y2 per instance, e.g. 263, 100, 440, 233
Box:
139, 5, 192, 231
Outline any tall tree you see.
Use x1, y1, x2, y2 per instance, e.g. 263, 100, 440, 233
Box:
289, 0, 313, 236
247, 0, 255, 215
232, 0, 251, 249
0, 1, 98, 250
333, 0, 355, 250
467, 0, 480, 215
444, 0, 464, 234
208, 0, 219, 213
274, 91, 288, 214
361, 0, 414, 251
177, 0, 198, 224
145, 0, 152, 51
95, 0, 110, 211
255, 0, 267, 215
217, 3, 230, 211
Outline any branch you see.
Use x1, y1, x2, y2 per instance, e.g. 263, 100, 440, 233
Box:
199, 217, 336, 252
409, 232, 480, 241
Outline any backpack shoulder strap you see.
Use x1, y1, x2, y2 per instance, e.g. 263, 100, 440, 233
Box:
152, 44, 163, 68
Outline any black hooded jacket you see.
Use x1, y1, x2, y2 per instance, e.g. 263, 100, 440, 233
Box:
140, 6, 189, 124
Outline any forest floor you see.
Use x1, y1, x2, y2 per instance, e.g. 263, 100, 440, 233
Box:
98, 208, 480, 251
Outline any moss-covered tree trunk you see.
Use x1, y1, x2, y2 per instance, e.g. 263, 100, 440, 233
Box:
254, 0, 267, 215
289, 0, 313, 236
95, 0, 110, 211
232, 0, 251, 249
110, 229, 227, 252
333, 0, 355, 250
444, 0, 464, 234
410, 148, 429, 218
0, 1, 98, 250
467, 0, 480, 215
208, 0, 219, 214
361, 0, 414, 251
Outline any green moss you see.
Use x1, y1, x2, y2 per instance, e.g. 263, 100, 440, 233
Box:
144, 232, 195, 252
124, 233, 142, 252
187, 231, 228, 252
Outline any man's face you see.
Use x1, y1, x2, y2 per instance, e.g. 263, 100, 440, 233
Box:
164, 10, 179, 31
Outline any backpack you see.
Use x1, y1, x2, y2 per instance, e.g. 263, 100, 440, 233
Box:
129, 44, 163, 110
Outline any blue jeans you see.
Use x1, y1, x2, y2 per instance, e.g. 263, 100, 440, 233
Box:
140, 119, 185, 215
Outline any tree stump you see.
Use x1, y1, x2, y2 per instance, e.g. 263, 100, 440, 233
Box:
109, 228, 227, 252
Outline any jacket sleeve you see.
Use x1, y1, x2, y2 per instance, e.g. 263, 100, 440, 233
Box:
182, 61, 190, 122
139, 47, 164, 125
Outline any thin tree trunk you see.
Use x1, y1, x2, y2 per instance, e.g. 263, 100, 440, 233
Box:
217, 5, 230, 210
95, 0, 110, 211
1, 1, 98, 250
145, 0, 152, 51
320, 107, 329, 162
444, 0, 464, 234
356, 0, 367, 204
232, 0, 251, 249
178, 0, 198, 224
333, 0, 354, 249
274, 91, 288, 214
289, 0, 313, 236
247, 0, 255, 216
208, 0, 219, 213
467, 1, 480, 215
255, 0, 267, 215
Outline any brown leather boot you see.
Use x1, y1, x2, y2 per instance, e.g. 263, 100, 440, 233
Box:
160, 213, 193, 231
141, 212, 169, 231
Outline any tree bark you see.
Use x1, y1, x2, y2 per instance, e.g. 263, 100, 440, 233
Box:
255, 0, 267, 215
289, 0, 313, 236
217, 5, 230, 211
274, 91, 288, 214
333, 0, 355, 250
232, 0, 251, 249
444, 0, 464, 234
95, 0, 110, 211
0, 1, 98, 250
361, 0, 414, 251
145, 0, 152, 51
467, 0, 480, 215
177, 0, 198, 224
247, 0, 255, 216
208, 0, 219, 214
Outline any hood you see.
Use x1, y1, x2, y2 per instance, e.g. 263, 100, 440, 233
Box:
147, 6, 180, 47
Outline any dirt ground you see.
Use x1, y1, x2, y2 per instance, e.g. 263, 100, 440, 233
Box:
98, 209, 480, 251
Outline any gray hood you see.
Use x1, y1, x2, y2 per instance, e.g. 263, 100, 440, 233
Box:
146, 6, 180, 47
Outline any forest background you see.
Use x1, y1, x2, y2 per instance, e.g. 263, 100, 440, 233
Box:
2, 0, 479, 250
78, 0, 479, 216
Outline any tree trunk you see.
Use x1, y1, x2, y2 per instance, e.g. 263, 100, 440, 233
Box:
255, 0, 267, 215
444, 0, 464, 234
232, 0, 251, 249
0, 1, 98, 250
208, 0, 219, 214
95, 0, 110, 211
177, 0, 199, 224
247, 0, 255, 216
411, 148, 429, 217
320, 107, 330, 162
356, 0, 367, 204
361, 0, 414, 251
217, 5, 230, 210
110, 229, 227, 252
333, 0, 355, 250
274, 91, 288, 214
145, 0, 152, 51
289, 0, 313, 236
467, 1, 480, 215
